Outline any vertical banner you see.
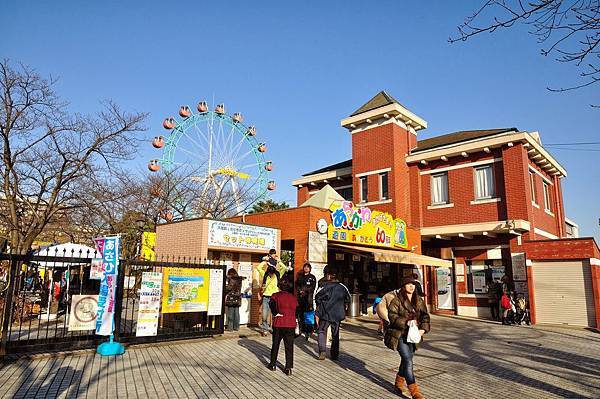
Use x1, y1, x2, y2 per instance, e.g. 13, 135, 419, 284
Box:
136, 272, 163, 337
208, 268, 224, 316
94, 236, 120, 336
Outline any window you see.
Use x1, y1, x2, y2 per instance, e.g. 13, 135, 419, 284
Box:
337, 186, 352, 201
529, 172, 536, 204
543, 182, 552, 211
431, 173, 449, 205
359, 177, 368, 203
474, 165, 495, 200
379, 172, 389, 199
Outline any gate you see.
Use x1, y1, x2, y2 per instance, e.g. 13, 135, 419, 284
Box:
0, 251, 226, 356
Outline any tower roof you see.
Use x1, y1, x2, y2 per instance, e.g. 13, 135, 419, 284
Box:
350, 91, 405, 116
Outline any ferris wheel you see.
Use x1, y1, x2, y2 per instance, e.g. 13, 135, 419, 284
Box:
148, 100, 275, 219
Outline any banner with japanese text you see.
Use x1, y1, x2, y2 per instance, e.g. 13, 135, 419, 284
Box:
328, 201, 409, 249
94, 236, 120, 335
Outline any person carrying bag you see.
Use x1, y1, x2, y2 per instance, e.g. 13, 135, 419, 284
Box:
377, 275, 430, 399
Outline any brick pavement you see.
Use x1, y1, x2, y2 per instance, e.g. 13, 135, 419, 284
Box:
0, 315, 598, 398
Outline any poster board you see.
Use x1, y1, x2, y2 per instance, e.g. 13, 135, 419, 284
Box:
238, 254, 252, 325
162, 268, 209, 313
208, 268, 224, 316
308, 231, 328, 263
511, 253, 527, 281
69, 295, 98, 331
90, 259, 103, 280
136, 272, 162, 337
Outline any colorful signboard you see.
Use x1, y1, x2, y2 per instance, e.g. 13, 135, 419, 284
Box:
136, 272, 163, 337
328, 201, 408, 249
94, 236, 120, 336
162, 268, 210, 313
68, 295, 98, 331
208, 220, 277, 251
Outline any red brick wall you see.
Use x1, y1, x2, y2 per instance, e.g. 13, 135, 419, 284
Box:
351, 123, 411, 223
523, 238, 599, 260
528, 162, 562, 238
502, 145, 531, 222
419, 153, 507, 226
297, 186, 309, 207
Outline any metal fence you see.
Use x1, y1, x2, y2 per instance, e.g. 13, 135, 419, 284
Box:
0, 250, 225, 355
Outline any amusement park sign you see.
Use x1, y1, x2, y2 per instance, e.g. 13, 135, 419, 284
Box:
328, 201, 408, 250
208, 220, 278, 252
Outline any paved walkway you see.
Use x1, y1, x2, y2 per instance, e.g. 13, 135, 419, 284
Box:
0, 315, 599, 398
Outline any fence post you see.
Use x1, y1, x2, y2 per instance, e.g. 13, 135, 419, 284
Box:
0, 257, 19, 357
113, 259, 127, 341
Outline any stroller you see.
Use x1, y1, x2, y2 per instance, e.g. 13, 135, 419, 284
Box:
513, 294, 531, 325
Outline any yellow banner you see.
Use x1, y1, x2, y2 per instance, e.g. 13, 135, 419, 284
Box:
141, 232, 156, 261
328, 201, 408, 249
161, 268, 210, 313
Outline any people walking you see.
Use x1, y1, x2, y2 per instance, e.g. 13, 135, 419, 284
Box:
225, 268, 246, 332
314, 268, 351, 361
266, 277, 298, 375
377, 275, 430, 399
296, 263, 317, 340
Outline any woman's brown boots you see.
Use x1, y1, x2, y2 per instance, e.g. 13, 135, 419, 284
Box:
395, 374, 425, 398
407, 382, 425, 399
394, 374, 408, 396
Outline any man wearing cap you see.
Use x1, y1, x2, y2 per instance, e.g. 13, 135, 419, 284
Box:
314, 268, 351, 360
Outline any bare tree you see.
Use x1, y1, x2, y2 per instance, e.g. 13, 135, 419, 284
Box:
450, 1, 599, 104
0, 60, 147, 254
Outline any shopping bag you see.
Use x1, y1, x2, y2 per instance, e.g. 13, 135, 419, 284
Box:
304, 310, 315, 325
295, 320, 300, 336
406, 320, 421, 344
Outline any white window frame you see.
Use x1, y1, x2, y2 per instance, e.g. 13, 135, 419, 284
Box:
359, 176, 368, 203
473, 165, 495, 200
529, 171, 537, 205
379, 172, 389, 200
543, 181, 552, 212
431, 172, 449, 205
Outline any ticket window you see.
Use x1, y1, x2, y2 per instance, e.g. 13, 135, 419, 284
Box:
467, 260, 505, 294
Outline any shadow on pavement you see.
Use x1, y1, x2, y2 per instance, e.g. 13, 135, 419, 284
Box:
420, 322, 596, 399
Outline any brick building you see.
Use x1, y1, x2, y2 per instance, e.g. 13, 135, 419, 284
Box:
291, 91, 599, 328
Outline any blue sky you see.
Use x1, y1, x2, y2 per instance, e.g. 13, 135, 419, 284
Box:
2, 1, 598, 240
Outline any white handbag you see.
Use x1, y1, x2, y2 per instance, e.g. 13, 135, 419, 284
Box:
406, 320, 421, 344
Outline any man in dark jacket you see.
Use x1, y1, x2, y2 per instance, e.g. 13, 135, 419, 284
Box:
296, 263, 317, 339
314, 268, 351, 360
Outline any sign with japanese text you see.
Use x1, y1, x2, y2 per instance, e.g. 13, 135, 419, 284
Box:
94, 236, 120, 336
328, 201, 408, 249
208, 220, 277, 251
136, 272, 163, 337
162, 268, 210, 313
208, 268, 224, 316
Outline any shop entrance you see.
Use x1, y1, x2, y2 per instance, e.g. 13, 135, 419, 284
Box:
327, 247, 422, 315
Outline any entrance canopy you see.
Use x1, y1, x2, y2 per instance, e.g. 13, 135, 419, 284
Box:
330, 243, 451, 267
